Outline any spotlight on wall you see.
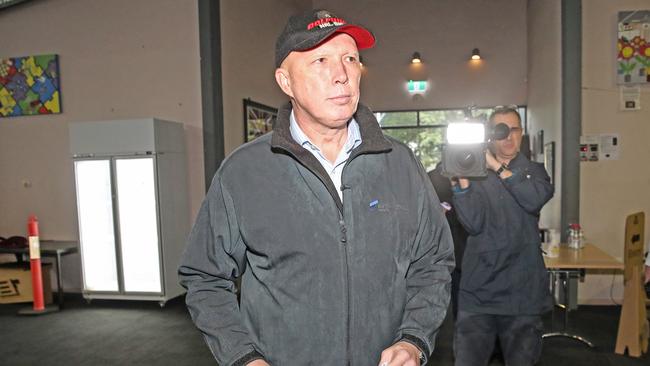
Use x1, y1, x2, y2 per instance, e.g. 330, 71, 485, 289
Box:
471, 48, 481, 60
411, 52, 422, 64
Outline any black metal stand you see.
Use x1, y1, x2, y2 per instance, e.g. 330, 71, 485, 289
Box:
543, 269, 594, 347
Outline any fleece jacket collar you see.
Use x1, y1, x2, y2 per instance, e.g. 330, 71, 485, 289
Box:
270, 102, 392, 214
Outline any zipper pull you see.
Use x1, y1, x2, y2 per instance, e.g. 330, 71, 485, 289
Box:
339, 220, 347, 244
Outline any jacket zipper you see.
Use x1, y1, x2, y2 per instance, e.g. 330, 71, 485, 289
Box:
338, 216, 351, 365
279, 148, 361, 365
340, 161, 356, 366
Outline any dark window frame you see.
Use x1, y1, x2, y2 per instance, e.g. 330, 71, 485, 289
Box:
376, 106, 528, 171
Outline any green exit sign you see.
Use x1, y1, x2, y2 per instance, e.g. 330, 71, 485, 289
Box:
407, 80, 427, 93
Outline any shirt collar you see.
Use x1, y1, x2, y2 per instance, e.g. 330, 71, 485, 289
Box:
289, 110, 362, 153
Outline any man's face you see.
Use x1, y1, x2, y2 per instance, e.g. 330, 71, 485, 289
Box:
490, 111, 522, 160
275, 33, 361, 130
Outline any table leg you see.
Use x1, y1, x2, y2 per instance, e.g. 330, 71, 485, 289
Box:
549, 271, 556, 330
543, 270, 595, 347
563, 273, 569, 330
55, 252, 64, 309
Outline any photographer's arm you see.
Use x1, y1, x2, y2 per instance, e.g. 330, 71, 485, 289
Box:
450, 178, 486, 235
500, 160, 554, 214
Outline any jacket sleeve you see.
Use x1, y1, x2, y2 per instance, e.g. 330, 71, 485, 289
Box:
394, 163, 455, 363
502, 161, 554, 215
178, 176, 264, 366
451, 183, 488, 236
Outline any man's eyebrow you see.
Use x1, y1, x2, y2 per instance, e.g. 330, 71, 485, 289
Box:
308, 51, 330, 58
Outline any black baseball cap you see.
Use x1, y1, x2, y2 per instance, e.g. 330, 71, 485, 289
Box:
275, 9, 375, 67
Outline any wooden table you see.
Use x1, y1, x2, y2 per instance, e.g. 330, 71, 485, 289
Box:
0, 240, 78, 309
544, 243, 624, 270
542, 244, 624, 347
543, 243, 623, 347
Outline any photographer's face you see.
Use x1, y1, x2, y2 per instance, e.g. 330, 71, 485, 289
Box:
490, 112, 522, 160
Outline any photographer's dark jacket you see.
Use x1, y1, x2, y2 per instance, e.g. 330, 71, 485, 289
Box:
452, 153, 554, 315
178, 103, 454, 366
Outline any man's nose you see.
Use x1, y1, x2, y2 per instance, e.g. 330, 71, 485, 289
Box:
332, 60, 349, 85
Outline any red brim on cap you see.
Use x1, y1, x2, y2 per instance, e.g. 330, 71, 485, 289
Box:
335, 25, 375, 49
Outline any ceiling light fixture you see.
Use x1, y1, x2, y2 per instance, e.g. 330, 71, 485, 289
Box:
471, 48, 481, 60
411, 52, 422, 64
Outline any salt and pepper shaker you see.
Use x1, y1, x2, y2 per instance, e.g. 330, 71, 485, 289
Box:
567, 223, 584, 249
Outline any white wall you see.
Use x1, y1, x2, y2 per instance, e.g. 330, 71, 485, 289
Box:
579, 0, 650, 304
526, 0, 562, 231
527, 0, 650, 305
314, 0, 528, 111
220, 0, 310, 154
0, 0, 203, 291
220, 0, 528, 148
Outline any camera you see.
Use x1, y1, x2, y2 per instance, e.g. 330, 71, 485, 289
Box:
441, 122, 510, 178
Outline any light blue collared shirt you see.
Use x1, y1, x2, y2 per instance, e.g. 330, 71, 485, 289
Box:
290, 110, 362, 201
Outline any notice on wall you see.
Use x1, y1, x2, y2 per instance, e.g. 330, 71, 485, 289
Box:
599, 134, 620, 161
620, 85, 641, 111
580, 135, 599, 162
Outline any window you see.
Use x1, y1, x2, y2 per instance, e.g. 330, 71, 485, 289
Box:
376, 106, 527, 172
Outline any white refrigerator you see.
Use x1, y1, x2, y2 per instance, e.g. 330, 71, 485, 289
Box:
69, 119, 189, 306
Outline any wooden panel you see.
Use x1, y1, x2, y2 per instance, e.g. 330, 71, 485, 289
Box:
615, 212, 648, 357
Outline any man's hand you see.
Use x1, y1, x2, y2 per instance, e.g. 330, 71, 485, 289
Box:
451, 177, 470, 190
485, 151, 501, 171
486, 151, 512, 178
247, 360, 270, 366
378, 341, 422, 366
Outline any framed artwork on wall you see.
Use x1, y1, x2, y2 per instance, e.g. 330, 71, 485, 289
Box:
0, 54, 61, 118
244, 99, 277, 142
544, 141, 555, 185
533, 129, 545, 162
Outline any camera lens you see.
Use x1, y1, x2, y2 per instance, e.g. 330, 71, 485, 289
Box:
458, 150, 476, 169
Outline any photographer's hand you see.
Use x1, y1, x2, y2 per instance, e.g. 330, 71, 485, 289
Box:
451, 177, 470, 189
485, 151, 501, 171
486, 151, 512, 179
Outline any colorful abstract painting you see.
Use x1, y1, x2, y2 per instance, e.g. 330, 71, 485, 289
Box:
0, 54, 61, 117
618, 11, 650, 84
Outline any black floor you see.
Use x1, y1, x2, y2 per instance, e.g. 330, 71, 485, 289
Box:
0, 295, 648, 365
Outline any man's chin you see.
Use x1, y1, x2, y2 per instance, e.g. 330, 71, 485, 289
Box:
497, 149, 518, 160
328, 104, 357, 120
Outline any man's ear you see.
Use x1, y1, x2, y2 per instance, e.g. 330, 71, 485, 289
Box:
275, 67, 293, 98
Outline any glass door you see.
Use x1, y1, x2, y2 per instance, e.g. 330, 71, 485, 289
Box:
74, 159, 119, 292
114, 157, 162, 293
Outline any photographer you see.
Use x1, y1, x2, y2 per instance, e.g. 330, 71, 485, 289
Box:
450, 107, 554, 366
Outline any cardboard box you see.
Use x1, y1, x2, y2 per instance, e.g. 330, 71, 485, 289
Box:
0, 263, 53, 304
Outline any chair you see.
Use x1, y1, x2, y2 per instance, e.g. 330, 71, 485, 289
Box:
615, 212, 649, 357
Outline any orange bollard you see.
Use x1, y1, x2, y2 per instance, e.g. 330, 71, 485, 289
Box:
28, 215, 45, 311
18, 215, 58, 315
